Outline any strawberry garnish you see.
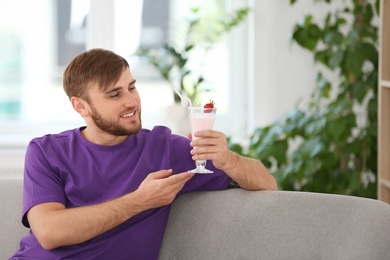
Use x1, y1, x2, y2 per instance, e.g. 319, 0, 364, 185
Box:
203, 100, 215, 112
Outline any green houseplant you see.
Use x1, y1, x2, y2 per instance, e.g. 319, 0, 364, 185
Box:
136, 6, 250, 106
229, 0, 379, 198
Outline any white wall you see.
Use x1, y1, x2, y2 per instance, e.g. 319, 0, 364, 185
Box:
248, 0, 338, 131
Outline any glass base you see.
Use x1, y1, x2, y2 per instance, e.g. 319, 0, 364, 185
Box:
189, 168, 214, 174
189, 160, 214, 174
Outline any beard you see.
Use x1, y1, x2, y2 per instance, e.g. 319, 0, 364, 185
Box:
89, 105, 142, 136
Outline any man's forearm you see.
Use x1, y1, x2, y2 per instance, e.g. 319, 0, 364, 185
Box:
28, 191, 145, 250
223, 151, 278, 191
28, 169, 193, 250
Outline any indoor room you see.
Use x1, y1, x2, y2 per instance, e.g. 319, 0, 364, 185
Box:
1, 0, 389, 259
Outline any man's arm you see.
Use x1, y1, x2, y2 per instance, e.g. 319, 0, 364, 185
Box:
190, 130, 278, 191
27, 170, 193, 250
217, 151, 277, 190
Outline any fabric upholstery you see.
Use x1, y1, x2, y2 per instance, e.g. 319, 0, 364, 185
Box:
159, 189, 390, 260
1, 178, 390, 260
0, 177, 29, 259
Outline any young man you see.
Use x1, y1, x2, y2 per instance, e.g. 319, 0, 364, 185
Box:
11, 48, 277, 259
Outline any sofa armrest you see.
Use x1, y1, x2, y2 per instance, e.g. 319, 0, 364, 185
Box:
159, 189, 390, 260
0, 177, 29, 259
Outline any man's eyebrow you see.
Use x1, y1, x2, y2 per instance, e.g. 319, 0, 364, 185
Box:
104, 87, 121, 95
104, 79, 137, 94
130, 79, 137, 85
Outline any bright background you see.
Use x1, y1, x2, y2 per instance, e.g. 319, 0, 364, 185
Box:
0, 0, 340, 174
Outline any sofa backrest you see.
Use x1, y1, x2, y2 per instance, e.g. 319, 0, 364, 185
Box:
2, 177, 390, 260
159, 189, 390, 260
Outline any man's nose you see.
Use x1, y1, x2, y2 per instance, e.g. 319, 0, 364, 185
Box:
123, 92, 138, 107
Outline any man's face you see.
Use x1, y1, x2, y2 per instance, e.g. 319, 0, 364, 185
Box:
85, 67, 142, 137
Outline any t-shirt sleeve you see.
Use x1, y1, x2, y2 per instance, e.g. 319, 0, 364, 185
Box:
168, 134, 232, 194
22, 140, 66, 227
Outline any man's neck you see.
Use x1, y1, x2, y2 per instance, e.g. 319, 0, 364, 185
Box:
80, 127, 128, 146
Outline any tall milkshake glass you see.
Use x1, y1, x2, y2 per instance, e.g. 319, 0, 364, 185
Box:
187, 106, 217, 173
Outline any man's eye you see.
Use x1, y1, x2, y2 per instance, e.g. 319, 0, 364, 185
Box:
110, 93, 121, 98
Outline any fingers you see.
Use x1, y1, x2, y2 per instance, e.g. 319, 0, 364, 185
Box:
192, 129, 222, 139
136, 170, 194, 209
190, 130, 225, 147
147, 169, 173, 180
175, 171, 195, 181
189, 130, 229, 168
164, 172, 194, 198
148, 169, 193, 184
191, 146, 228, 163
147, 170, 194, 195
190, 130, 227, 153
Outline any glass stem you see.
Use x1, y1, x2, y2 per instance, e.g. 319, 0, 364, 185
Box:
196, 160, 207, 170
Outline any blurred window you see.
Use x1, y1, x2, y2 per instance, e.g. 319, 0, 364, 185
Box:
0, 0, 247, 138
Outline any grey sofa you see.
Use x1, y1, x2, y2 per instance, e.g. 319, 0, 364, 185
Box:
1, 177, 390, 260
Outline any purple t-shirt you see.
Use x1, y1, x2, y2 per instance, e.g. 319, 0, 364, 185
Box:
11, 126, 231, 260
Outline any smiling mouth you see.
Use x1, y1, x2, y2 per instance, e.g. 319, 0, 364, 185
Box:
121, 111, 135, 118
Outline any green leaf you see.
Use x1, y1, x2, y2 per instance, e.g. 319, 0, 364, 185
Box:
326, 97, 353, 116
352, 80, 369, 103
295, 137, 322, 159
327, 117, 347, 140
323, 30, 344, 46
292, 23, 321, 51
375, 0, 380, 15
362, 3, 374, 25
271, 140, 289, 164
317, 75, 332, 98
314, 49, 329, 65
282, 108, 306, 134
335, 17, 347, 27
347, 171, 362, 194
305, 117, 327, 136
328, 48, 344, 69
344, 47, 365, 76
361, 42, 378, 64
229, 143, 245, 156
342, 140, 362, 154
184, 44, 194, 52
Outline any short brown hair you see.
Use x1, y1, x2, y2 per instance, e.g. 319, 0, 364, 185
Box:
63, 48, 129, 101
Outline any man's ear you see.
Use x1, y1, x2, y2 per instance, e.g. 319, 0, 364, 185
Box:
71, 97, 89, 117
